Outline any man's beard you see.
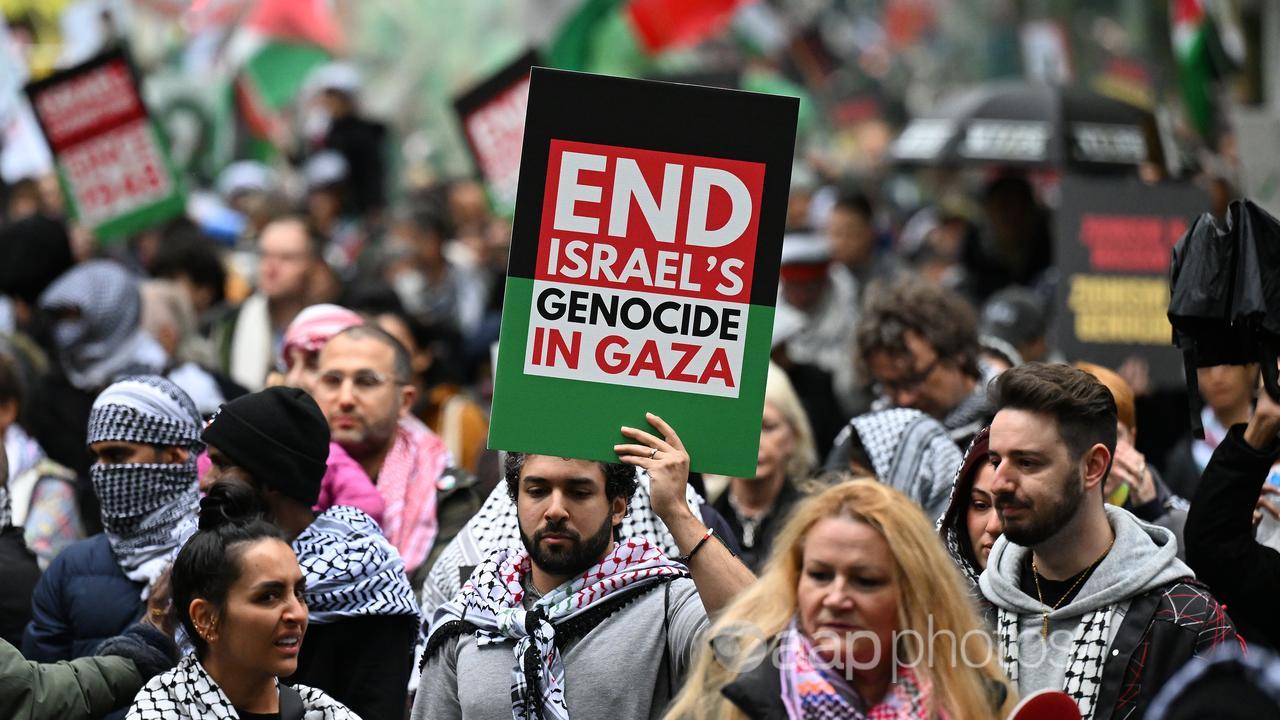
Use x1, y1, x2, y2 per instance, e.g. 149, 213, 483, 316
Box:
996, 464, 1085, 547
521, 514, 615, 579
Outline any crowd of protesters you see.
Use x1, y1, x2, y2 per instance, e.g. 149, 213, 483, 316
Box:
0, 64, 1279, 720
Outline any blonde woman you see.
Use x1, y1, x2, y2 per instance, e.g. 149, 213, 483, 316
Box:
667, 479, 1015, 720
711, 362, 819, 571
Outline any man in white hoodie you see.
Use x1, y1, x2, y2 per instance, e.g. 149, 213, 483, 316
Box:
980, 363, 1239, 720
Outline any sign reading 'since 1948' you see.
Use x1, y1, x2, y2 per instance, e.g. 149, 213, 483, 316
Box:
489, 68, 798, 477
25, 48, 185, 243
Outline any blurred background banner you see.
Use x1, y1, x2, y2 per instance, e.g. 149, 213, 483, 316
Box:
1052, 175, 1208, 390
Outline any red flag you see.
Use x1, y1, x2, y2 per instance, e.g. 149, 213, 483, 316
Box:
245, 0, 343, 51
625, 0, 749, 53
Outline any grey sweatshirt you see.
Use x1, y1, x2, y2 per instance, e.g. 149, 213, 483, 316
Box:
978, 504, 1193, 697
412, 578, 708, 720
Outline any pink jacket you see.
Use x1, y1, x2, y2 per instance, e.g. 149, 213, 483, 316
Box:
316, 443, 385, 525
197, 444, 385, 526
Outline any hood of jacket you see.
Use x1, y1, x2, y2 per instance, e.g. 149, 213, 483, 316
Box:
980, 504, 1193, 619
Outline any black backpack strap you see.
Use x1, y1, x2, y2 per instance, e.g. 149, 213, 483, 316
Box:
278, 682, 306, 720
1183, 346, 1205, 439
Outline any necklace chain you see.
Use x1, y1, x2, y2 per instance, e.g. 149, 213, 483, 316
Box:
1031, 535, 1115, 640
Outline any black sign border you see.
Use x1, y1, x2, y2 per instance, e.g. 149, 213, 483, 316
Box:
509, 67, 799, 308
24, 46, 144, 146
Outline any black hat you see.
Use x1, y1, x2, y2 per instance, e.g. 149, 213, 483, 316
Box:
202, 387, 330, 506
979, 286, 1047, 348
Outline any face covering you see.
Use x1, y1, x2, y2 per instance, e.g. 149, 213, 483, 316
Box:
91, 459, 199, 598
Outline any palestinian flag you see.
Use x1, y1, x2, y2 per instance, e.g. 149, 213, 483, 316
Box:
1171, 0, 1213, 136
548, 0, 750, 73
231, 0, 343, 158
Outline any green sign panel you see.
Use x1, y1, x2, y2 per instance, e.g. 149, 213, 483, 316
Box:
488, 68, 797, 477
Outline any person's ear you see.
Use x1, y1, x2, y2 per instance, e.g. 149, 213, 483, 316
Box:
398, 383, 417, 417
1081, 443, 1111, 493
610, 495, 627, 527
189, 598, 219, 643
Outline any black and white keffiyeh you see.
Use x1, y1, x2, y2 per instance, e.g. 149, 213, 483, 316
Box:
996, 605, 1113, 720
293, 505, 420, 624
0, 477, 10, 529
88, 375, 205, 450
840, 407, 962, 522
427, 538, 687, 720
419, 468, 703, 619
39, 260, 166, 391
88, 375, 203, 597
92, 460, 199, 595
126, 654, 359, 720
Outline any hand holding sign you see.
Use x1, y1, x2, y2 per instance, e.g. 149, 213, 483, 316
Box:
615, 412, 692, 522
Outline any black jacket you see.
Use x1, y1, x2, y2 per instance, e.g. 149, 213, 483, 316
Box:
1163, 435, 1203, 501
286, 614, 417, 720
712, 481, 803, 573
0, 526, 40, 647
1185, 424, 1280, 648
323, 115, 387, 215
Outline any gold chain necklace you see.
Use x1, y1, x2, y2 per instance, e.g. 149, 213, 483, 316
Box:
1031, 536, 1115, 640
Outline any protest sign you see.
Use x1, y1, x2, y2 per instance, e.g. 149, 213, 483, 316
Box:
488, 68, 797, 477
1053, 175, 1208, 390
455, 50, 538, 215
25, 48, 184, 242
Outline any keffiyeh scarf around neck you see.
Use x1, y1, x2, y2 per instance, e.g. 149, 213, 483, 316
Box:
428, 538, 687, 720
420, 468, 703, 619
126, 654, 359, 720
377, 416, 450, 572
778, 619, 937, 720
996, 605, 1112, 720
293, 505, 420, 624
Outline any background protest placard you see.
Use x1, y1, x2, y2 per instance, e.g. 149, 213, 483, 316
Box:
1052, 175, 1209, 390
489, 67, 798, 477
26, 48, 185, 242
455, 50, 538, 216
1233, 109, 1280, 220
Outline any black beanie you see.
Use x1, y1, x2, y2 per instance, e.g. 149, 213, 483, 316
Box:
202, 386, 330, 506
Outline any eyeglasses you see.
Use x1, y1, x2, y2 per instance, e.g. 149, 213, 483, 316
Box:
874, 357, 941, 396
315, 369, 403, 396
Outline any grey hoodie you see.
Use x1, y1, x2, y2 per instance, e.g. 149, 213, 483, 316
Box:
979, 504, 1194, 697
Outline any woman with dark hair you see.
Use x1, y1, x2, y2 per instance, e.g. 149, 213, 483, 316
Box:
938, 427, 1003, 593
126, 483, 357, 719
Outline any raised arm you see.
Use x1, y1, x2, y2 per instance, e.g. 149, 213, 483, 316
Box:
1185, 381, 1280, 643
616, 412, 756, 614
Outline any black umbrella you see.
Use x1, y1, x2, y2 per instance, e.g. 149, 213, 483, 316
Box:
890, 82, 1155, 173
1168, 199, 1280, 436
